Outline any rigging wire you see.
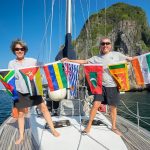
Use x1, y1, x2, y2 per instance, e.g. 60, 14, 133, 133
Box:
79, 0, 91, 87
58, 0, 62, 52
73, 0, 81, 97
85, 0, 91, 57
86, 0, 92, 55
49, 0, 55, 61
72, 0, 77, 51
96, 0, 99, 32
21, 0, 24, 40
104, 0, 107, 37
43, 0, 48, 63
79, 0, 89, 56
37, 0, 49, 63
40, 1, 54, 63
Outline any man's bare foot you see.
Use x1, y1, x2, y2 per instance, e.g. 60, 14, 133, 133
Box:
51, 130, 60, 137
112, 128, 122, 136
15, 137, 24, 145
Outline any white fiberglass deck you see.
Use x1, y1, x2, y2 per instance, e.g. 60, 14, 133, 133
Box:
30, 108, 127, 150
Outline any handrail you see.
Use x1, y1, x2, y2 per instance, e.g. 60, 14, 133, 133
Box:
119, 100, 150, 131
120, 100, 150, 119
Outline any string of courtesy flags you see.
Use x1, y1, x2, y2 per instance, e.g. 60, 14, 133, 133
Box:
0, 52, 150, 101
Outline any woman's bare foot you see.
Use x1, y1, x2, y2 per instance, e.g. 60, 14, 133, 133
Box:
15, 137, 24, 145
82, 126, 91, 134
112, 128, 122, 136
51, 130, 60, 137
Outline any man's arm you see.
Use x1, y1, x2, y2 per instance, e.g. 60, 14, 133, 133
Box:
118, 52, 133, 62
61, 58, 88, 64
126, 56, 133, 61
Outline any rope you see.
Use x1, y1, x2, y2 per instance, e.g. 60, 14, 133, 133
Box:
84, 134, 110, 150
72, 124, 110, 150
21, 0, 24, 40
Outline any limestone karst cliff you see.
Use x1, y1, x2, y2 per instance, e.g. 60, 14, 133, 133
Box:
74, 3, 150, 90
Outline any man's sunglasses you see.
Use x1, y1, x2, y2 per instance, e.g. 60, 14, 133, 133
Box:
14, 48, 25, 51
100, 42, 111, 46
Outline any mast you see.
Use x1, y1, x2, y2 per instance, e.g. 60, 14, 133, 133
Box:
66, 0, 72, 34
55, 0, 76, 60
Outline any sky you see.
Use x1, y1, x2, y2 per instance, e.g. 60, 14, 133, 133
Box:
0, 0, 150, 88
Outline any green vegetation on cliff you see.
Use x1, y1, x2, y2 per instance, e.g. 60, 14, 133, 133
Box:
75, 2, 150, 57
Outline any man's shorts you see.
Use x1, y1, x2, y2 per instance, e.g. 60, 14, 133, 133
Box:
93, 86, 120, 106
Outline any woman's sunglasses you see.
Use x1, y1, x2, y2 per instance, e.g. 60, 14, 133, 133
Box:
14, 48, 25, 51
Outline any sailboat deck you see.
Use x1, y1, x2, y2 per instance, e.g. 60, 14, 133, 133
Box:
105, 114, 150, 150
0, 115, 38, 150
0, 113, 150, 150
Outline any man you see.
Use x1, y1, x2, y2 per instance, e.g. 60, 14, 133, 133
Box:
8, 39, 60, 144
61, 37, 132, 136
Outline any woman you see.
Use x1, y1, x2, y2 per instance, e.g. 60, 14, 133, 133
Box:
8, 39, 60, 145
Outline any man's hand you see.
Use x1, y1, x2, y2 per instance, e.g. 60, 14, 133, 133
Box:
127, 56, 133, 61
61, 58, 70, 62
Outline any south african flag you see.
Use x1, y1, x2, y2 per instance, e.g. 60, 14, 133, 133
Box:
0, 69, 18, 101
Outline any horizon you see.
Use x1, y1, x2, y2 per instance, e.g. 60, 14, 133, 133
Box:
0, 0, 150, 89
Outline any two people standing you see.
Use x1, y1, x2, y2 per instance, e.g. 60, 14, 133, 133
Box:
8, 37, 132, 145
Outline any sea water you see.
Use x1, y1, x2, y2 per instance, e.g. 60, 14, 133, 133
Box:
0, 90, 12, 124
0, 90, 150, 131
119, 91, 150, 131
